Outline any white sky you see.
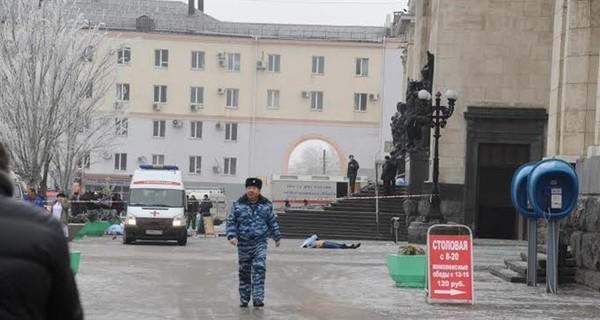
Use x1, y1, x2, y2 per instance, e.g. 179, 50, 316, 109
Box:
171, 0, 408, 26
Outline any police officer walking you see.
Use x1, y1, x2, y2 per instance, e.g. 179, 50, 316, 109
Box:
226, 177, 282, 308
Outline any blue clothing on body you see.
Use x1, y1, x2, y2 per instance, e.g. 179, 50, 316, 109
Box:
23, 195, 44, 208
226, 194, 281, 305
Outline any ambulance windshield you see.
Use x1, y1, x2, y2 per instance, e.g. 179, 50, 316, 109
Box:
129, 189, 184, 207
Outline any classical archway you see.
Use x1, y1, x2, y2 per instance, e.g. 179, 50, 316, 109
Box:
283, 135, 345, 175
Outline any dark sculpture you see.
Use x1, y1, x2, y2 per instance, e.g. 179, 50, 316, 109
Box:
391, 51, 435, 158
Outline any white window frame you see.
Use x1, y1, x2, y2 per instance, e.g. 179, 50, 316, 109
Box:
223, 157, 237, 175
152, 120, 166, 138
153, 85, 167, 103
354, 93, 368, 112
225, 123, 238, 141
355, 58, 369, 76
310, 91, 323, 111
190, 121, 203, 139
116, 83, 130, 102
154, 49, 168, 68
267, 89, 280, 109
115, 117, 128, 136
114, 153, 127, 171
311, 56, 325, 75
190, 86, 204, 105
267, 54, 280, 73
117, 47, 131, 65
152, 154, 165, 165
191, 51, 205, 70
226, 52, 241, 72
189, 156, 202, 174
226, 88, 239, 109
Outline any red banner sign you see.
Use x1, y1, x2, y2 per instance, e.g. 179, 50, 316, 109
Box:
427, 234, 473, 303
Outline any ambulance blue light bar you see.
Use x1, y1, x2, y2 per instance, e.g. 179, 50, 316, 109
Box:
139, 164, 179, 170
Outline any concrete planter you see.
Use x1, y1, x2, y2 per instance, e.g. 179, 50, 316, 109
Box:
386, 254, 426, 288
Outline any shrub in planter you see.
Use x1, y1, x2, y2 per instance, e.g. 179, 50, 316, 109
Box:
386, 244, 426, 288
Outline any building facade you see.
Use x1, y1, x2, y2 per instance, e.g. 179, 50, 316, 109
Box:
75, 0, 405, 197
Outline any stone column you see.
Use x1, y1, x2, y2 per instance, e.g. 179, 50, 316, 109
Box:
550, 0, 599, 158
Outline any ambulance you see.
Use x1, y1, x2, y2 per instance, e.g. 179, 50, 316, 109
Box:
123, 165, 188, 246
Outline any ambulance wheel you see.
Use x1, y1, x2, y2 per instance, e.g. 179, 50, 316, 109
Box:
123, 230, 135, 244
177, 235, 187, 246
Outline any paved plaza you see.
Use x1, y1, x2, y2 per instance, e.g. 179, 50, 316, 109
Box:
72, 237, 600, 320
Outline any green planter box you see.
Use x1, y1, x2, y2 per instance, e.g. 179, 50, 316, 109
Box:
70, 251, 81, 275
75, 221, 111, 238
386, 254, 426, 288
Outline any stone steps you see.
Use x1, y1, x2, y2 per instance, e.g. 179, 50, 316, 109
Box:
489, 251, 577, 284
277, 182, 408, 241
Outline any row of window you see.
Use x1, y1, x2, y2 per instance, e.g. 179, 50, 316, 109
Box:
116, 83, 372, 111
117, 47, 370, 76
114, 119, 238, 141
112, 153, 237, 175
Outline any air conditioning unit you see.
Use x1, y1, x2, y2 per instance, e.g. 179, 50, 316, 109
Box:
217, 52, 226, 60
369, 93, 379, 101
172, 119, 183, 128
218, 59, 226, 67
212, 165, 221, 173
101, 151, 112, 160
190, 104, 203, 112
217, 88, 225, 95
215, 122, 223, 130
301, 91, 310, 99
152, 103, 161, 111
137, 156, 147, 163
256, 60, 266, 69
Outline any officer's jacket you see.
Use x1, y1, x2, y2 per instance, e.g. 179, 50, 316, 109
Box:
226, 194, 282, 243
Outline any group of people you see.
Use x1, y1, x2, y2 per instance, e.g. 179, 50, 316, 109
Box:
186, 194, 213, 237
22, 180, 126, 238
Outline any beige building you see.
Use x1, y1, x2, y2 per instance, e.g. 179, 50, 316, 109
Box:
75, 0, 405, 197
397, 0, 600, 240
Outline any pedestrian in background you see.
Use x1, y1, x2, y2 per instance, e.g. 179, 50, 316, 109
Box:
24, 187, 44, 207
381, 155, 397, 196
347, 154, 360, 195
0, 142, 83, 319
196, 194, 213, 237
70, 180, 91, 216
51, 193, 71, 238
187, 195, 199, 232
226, 177, 282, 308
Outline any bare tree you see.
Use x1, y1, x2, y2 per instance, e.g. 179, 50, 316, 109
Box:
0, 0, 127, 194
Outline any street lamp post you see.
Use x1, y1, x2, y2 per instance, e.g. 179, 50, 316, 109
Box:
417, 89, 458, 223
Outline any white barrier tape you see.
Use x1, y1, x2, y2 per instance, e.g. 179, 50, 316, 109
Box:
271, 193, 431, 203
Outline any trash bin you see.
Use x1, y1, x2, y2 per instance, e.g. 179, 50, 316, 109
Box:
70, 251, 81, 275
391, 217, 401, 243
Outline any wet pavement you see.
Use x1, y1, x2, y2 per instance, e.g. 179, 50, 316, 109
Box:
71, 237, 600, 320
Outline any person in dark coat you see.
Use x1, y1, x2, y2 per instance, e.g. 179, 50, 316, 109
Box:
70, 180, 92, 216
187, 195, 199, 231
0, 142, 83, 320
381, 155, 397, 196
347, 155, 360, 195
